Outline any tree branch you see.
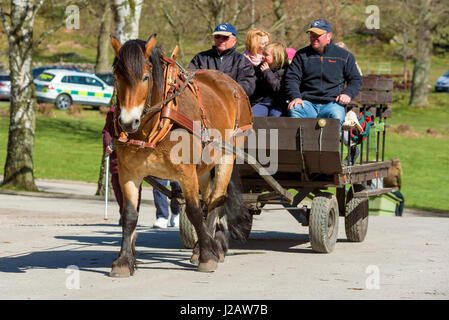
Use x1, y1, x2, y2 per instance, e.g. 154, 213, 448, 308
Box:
32, 0, 89, 51
0, 7, 11, 39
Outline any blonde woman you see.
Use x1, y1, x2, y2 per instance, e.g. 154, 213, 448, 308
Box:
243, 28, 271, 67
251, 42, 289, 117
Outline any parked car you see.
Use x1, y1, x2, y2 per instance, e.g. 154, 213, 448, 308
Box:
32, 65, 81, 79
33, 69, 114, 110
0, 73, 11, 100
435, 70, 449, 92
95, 73, 114, 86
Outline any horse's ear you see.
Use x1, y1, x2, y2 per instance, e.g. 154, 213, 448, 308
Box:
110, 35, 122, 57
144, 34, 157, 59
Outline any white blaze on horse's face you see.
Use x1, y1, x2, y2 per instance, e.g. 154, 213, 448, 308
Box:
119, 104, 144, 133
110, 35, 157, 134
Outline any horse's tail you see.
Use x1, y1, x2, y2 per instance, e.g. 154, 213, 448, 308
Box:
222, 166, 252, 241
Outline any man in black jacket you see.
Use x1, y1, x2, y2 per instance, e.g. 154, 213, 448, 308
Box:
285, 19, 362, 127
188, 23, 256, 98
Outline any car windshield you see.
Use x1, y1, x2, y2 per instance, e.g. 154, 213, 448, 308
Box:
38, 73, 55, 82
0, 75, 10, 81
444, 70, 449, 77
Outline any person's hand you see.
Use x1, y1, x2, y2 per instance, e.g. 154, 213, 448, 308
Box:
336, 93, 351, 105
260, 62, 270, 72
106, 146, 114, 155
288, 98, 305, 110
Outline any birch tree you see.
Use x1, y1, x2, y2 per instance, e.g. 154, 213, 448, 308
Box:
111, 0, 142, 43
96, 0, 142, 196
0, 0, 86, 190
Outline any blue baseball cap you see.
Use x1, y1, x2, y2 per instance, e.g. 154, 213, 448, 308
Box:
307, 19, 332, 35
213, 23, 237, 37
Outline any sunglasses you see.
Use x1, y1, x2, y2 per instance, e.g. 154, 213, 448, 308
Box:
214, 35, 230, 40
309, 32, 327, 39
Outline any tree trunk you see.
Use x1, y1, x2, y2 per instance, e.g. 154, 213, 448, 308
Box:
2, 0, 38, 190
112, 0, 142, 43
409, 2, 432, 107
95, 150, 114, 197
95, 1, 113, 73
97, 0, 142, 196
272, 0, 287, 42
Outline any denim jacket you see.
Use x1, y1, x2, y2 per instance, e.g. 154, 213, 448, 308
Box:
284, 41, 362, 104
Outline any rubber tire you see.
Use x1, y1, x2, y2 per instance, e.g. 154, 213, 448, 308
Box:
345, 185, 369, 242
179, 203, 197, 249
55, 94, 72, 110
309, 193, 339, 253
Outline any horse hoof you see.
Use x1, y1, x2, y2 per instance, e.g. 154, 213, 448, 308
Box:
109, 266, 131, 278
190, 253, 199, 265
218, 252, 225, 263
198, 260, 218, 272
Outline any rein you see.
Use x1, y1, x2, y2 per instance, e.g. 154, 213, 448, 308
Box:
115, 47, 207, 149
114, 46, 251, 151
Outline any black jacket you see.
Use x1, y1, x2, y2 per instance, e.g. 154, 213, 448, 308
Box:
284, 41, 362, 103
188, 46, 256, 97
251, 63, 288, 109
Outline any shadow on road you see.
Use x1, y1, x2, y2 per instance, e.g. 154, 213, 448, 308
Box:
0, 226, 329, 275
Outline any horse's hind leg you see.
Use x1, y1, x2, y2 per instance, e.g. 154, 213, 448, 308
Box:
180, 171, 220, 272
191, 169, 230, 264
204, 162, 234, 263
110, 178, 141, 277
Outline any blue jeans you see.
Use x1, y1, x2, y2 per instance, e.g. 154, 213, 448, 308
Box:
288, 100, 345, 127
153, 178, 181, 219
252, 97, 284, 117
392, 190, 404, 217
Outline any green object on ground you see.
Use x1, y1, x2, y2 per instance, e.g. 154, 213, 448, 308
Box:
369, 192, 402, 216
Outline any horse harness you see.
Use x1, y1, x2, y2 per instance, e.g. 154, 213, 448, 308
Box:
113, 47, 249, 150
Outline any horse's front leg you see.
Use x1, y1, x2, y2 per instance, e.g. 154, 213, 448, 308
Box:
180, 173, 219, 272
110, 178, 141, 277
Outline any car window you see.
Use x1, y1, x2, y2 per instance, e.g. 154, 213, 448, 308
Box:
38, 73, 55, 82
85, 77, 103, 87
0, 75, 10, 81
61, 76, 70, 83
70, 76, 87, 85
444, 71, 449, 77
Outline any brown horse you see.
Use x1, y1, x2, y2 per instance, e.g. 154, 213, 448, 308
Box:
109, 34, 253, 277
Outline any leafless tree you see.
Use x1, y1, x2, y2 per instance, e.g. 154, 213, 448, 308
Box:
111, 0, 142, 43
0, 0, 87, 190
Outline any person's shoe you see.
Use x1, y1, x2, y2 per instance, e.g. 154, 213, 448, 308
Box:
152, 217, 168, 229
344, 145, 360, 166
170, 214, 179, 228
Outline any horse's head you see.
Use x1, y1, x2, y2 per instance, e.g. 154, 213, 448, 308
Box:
111, 34, 161, 133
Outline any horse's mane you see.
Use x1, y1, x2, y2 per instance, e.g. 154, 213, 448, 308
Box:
112, 39, 164, 100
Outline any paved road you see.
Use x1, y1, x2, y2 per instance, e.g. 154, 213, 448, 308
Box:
0, 179, 448, 300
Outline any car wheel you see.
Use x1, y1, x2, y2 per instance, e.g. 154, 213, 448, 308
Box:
55, 94, 72, 110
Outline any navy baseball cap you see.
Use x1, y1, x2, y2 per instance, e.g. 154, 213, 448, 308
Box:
213, 23, 237, 37
307, 19, 332, 35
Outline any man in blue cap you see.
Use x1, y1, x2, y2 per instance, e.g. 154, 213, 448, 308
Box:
188, 23, 256, 98
285, 19, 362, 127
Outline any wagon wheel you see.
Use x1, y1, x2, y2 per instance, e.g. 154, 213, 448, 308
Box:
345, 184, 369, 242
308, 193, 339, 253
179, 203, 197, 249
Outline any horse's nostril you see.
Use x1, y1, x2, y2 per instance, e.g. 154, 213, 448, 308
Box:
134, 119, 140, 126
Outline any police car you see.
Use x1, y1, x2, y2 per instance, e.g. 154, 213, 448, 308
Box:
34, 69, 114, 110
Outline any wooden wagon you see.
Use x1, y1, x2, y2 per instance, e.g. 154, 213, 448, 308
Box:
149, 75, 395, 253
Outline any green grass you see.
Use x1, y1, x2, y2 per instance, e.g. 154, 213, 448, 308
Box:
384, 92, 449, 212
0, 103, 105, 182
1, 90, 449, 212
